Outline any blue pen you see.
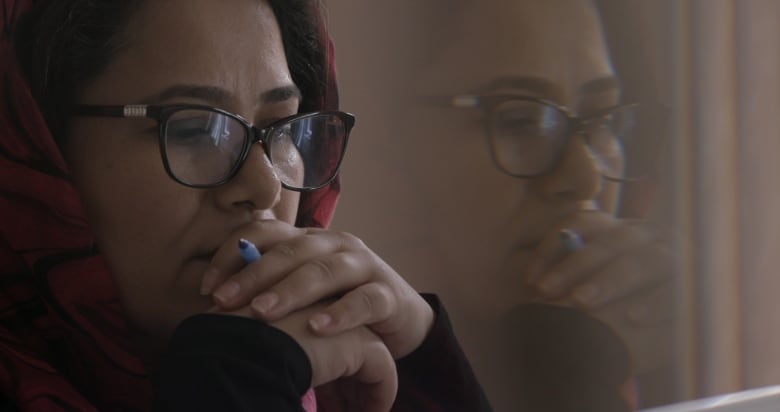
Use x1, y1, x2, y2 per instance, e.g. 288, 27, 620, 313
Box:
559, 229, 584, 253
238, 238, 262, 263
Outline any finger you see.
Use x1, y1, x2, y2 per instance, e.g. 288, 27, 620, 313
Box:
201, 219, 303, 295
534, 221, 657, 298
351, 339, 398, 412
247, 249, 375, 320
524, 211, 618, 283
206, 304, 256, 320
568, 242, 678, 309
307, 282, 396, 335
304, 326, 397, 411
212, 229, 362, 308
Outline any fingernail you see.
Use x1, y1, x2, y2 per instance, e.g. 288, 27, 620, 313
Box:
200, 268, 220, 295
213, 281, 240, 304
309, 313, 332, 331
573, 284, 600, 306
538, 273, 563, 294
251, 293, 278, 315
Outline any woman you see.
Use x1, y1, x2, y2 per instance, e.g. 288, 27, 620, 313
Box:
0, 0, 489, 410
332, 0, 677, 410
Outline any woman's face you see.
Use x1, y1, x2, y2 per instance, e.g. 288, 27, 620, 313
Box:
404, 0, 622, 316
64, 0, 300, 344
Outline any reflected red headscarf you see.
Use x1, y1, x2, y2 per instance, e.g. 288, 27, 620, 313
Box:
0, 0, 340, 410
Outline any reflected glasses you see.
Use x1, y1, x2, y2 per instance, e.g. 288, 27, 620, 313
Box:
73, 104, 355, 191
432, 95, 649, 181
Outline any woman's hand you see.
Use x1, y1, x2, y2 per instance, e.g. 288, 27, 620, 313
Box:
523, 210, 681, 373
201, 219, 434, 359
215, 302, 398, 412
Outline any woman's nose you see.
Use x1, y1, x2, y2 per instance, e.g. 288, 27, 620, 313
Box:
531, 136, 603, 202
212, 143, 282, 212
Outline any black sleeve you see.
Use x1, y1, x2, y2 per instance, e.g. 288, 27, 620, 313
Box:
152, 314, 311, 412
391, 293, 493, 412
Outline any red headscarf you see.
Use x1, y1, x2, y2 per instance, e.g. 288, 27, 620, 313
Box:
0, 1, 340, 410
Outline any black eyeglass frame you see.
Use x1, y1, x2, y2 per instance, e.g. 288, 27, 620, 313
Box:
427, 94, 642, 182
72, 104, 355, 191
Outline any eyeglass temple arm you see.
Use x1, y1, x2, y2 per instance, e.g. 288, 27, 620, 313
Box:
72, 104, 150, 118
417, 94, 481, 108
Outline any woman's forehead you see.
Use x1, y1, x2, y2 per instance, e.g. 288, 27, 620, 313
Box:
83, 0, 293, 110
122, 0, 282, 66
416, 0, 614, 102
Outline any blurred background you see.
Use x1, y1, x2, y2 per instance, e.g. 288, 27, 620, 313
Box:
324, 0, 780, 409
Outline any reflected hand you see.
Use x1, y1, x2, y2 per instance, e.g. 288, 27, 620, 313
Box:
202, 219, 434, 359
523, 210, 681, 373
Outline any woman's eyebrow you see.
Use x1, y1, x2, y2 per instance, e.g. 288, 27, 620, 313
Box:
260, 84, 302, 105
476, 75, 621, 100
479, 76, 564, 100
139, 84, 302, 106
140, 84, 232, 105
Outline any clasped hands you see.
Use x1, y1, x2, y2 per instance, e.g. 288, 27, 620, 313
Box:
523, 210, 681, 375
200, 219, 434, 412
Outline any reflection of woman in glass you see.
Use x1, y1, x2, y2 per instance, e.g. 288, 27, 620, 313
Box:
361, 0, 677, 410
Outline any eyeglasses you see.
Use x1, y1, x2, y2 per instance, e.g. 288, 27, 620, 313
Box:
72, 104, 355, 191
429, 94, 654, 181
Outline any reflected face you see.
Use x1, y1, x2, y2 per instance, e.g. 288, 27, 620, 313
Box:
405, 0, 622, 314
64, 0, 300, 343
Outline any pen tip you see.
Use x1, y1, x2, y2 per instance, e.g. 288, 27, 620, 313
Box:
238, 238, 249, 249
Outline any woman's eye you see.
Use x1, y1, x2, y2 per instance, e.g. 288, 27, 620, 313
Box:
170, 118, 208, 135
494, 112, 539, 134
498, 117, 536, 129
168, 116, 226, 146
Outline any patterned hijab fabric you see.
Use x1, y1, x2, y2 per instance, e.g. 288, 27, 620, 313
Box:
0, 0, 340, 410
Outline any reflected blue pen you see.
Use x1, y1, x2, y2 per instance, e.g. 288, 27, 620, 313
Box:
238, 238, 262, 263
559, 229, 584, 253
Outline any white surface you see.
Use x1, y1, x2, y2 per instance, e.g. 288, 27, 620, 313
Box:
641, 385, 780, 412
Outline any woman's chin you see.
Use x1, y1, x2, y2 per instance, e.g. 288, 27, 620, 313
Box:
124, 290, 213, 359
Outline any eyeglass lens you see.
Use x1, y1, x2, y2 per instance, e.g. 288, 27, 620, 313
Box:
488, 100, 644, 179
162, 109, 347, 189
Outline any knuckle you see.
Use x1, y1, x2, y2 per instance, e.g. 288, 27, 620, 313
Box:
248, 219, 274, 232
336, 230, 367, 250
357, 288, 375, 314
303, 226, 326, 235
272, 242, 297, 259
242, 268, 262, 284
371, 284, 396, 316
308, 257, 338, 284
313, 252, 364, 284
336, 251, 363, 273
